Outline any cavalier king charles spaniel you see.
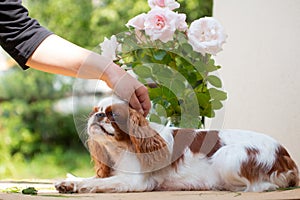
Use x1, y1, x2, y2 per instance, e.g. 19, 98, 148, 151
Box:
55, 97, 299, 193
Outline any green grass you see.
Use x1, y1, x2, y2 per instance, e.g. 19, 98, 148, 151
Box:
0, 187, 21, 193
0, 148, 94, 179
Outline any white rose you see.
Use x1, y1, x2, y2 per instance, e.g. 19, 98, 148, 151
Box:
176, 13, 188, 32
99, 35, 121, 61
187, 17, 227, 56
148, 0, 180, 10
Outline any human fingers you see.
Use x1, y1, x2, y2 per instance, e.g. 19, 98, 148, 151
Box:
101, 63, 150, 116
135, 86, 151, 116
129, 94, 144, 116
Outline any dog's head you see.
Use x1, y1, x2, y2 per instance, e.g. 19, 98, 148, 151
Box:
88, 97, 132, 141
87, 96, 170, 176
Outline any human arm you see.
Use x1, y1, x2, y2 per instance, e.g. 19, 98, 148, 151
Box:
0, 0, 150, 115
26, 34, 150, 116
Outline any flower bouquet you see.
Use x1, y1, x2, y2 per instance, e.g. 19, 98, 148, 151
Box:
99, 0, 227, 128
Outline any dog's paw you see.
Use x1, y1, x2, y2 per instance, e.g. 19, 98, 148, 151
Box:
55, 181, 78, 193
55, 180, 99, 193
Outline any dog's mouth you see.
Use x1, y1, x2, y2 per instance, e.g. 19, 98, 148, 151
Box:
89, 122, 115, 136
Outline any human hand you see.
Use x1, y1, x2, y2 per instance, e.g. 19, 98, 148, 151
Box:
77, 52, 151, 116
102, 62, 151, 117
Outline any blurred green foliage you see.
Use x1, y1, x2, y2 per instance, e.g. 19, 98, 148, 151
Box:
0, 69, 92, 178
26, 0, 212, 48
0, 0, 212, 179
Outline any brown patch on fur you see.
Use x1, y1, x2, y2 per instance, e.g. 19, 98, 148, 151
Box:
240, 146, 299, 187
268, 145, 299, 187
171, 129, 222, 170
87, 139, 112, 178
105, 105, 131, 141
171, 129, 193, 169
239, 147, 265, 183
128, 108, 170, 170
246, 148, 260, 156
189, 130, 222, 157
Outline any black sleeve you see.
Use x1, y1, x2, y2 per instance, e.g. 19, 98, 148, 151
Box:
0, 0, 53, 69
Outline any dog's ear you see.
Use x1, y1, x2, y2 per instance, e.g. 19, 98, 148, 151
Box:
89, 106, 99, 117
106, 103, 130, 137
128, 109, 170, 171
87, 139, 112, 178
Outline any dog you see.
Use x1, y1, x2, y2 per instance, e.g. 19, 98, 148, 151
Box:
55, 97, 299, 193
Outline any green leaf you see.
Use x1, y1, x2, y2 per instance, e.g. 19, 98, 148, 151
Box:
202, 106, 215, 118
153, 66, 173, 85
211, 100, 223, 110
206, 59, 221, 72
153, 50, 167, 61
208, 88, 227, 101
176, 31, 188, 44
206, 64, 221, 72
197, 92, 210, 107
155, 104, 167, 118
148, 87, 162, 99
133, 65, 152, 78
186, 72, 197, 85
181, 43, 193, 53
176, 56, 191, 69
171, 80, 186, 96
194, 61, 206, 74
207, 75, 222, 88
121, 36, 139, 52
22, 187, 38, 195
149, 114, 162, 124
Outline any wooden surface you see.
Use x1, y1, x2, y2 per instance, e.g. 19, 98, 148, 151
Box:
0, 180, 299, 200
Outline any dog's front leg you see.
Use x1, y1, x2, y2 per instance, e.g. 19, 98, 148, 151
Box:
76, 174, 152, 193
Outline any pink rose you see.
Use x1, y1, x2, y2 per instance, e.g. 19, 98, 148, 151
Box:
187, 17, 227, 56
148, 0, 180, 10
126, 13, 146, 30
144, 7, 187, 43
126, 14, 148, 43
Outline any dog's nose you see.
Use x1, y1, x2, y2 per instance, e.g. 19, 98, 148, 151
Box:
95, 112, 106, 118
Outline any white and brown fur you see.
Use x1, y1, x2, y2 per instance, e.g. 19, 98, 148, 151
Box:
55, 97, 299, 193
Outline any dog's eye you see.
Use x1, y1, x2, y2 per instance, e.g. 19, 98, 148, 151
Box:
107, 111, 119, 119
95, 112, 106, 118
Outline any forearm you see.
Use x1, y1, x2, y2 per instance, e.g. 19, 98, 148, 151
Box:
26, 34, 151, 116
26, 34, 113, 80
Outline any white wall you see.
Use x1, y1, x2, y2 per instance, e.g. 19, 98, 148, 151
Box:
213, 0, 300, 167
